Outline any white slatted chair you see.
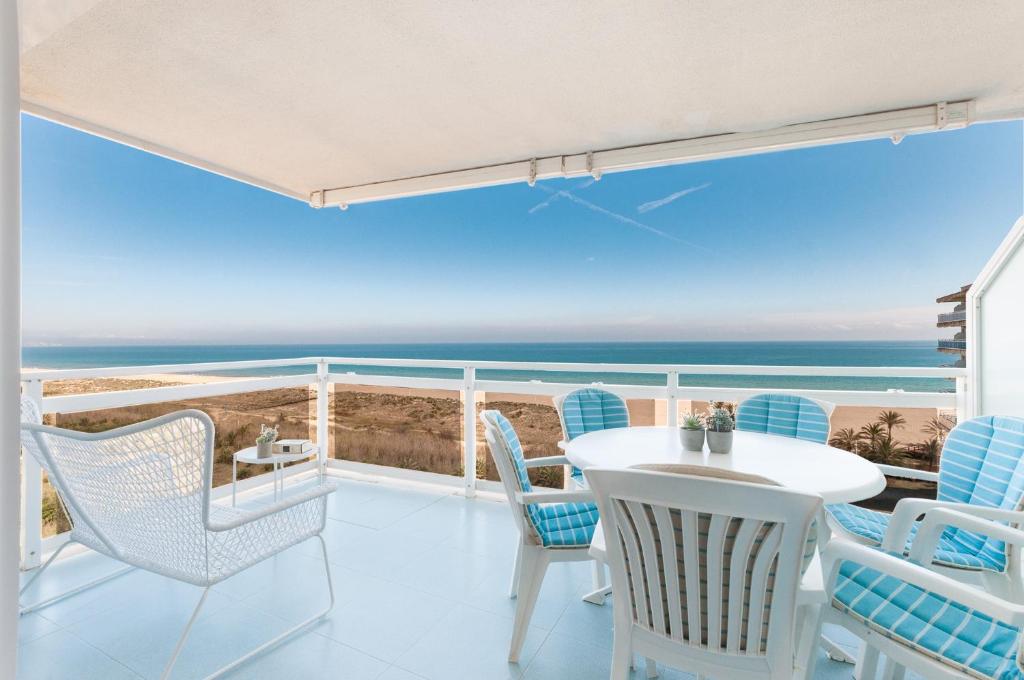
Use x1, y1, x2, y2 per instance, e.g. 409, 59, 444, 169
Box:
19, 404, 337, 680
480, 409, 603, 663
823, 509, 1024, 680
585, 465, 825, 680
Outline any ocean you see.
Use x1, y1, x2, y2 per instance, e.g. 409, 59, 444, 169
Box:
22, 341, 954, 393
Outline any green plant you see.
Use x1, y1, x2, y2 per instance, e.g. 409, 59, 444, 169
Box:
681, 412, 704, 430
706, 408, 734, 432
256, 423, 278, 444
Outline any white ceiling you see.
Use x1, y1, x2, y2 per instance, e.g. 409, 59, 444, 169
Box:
18, 1, 1024, 202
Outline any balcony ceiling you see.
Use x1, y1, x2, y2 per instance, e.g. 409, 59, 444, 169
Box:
18, 1, 1024, 203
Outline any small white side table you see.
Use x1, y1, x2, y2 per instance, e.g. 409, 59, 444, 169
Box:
232, 445, 320, 506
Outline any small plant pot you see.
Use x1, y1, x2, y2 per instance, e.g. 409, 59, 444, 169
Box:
680, 428, 705, 452
256, 441, 274, 459
706, 430, 733, 454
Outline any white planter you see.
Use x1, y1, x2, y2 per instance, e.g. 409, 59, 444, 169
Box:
256, 441, 274, 459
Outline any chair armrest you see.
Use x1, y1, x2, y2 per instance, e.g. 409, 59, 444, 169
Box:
206, 481, 337, 532
515, 489, 594, 505
524, 455, 570, 468
823, 540, 1024, 627
882, 498, 1024, 552
910, 508, 1024, 564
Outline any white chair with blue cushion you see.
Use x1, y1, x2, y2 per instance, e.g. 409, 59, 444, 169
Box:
735, 393, 834, 444
824, 508, 1024, 680
554, 387, 630, 487
480, 410, 602, 663
826, 415, 1024, 601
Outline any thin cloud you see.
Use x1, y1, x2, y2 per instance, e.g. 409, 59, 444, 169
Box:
637, 182, 711, 214
535, 185, 709, 251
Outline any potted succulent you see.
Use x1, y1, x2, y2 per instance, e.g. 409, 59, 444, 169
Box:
256, 424, 278, 459
679, 412, 705, 451
705, 407, 735, 454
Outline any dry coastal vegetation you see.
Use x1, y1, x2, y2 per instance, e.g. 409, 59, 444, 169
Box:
37, 376, 944, 534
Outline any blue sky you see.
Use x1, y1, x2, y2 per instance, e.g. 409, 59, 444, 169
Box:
21, 115, 1023, 345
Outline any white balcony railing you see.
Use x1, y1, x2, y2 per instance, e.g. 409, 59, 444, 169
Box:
18, 356, 967, 570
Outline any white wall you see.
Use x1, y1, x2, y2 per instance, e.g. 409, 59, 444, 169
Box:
971, 216, 1024, 417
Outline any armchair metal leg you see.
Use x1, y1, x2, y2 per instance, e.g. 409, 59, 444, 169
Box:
19, 541, 133, 616
162, 534, 336, 680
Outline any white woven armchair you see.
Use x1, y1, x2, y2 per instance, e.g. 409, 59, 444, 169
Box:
19, 401, 337, 679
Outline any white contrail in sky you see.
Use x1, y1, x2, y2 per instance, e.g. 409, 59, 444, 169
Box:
527, 178, 596, 213
532, 184, 709, 251
637, 182, 711, 214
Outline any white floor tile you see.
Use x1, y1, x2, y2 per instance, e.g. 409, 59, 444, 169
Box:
18, 630, 142, 680
394, 603, 547, 680
312, 575, 457, 662
219, 629, 388, 680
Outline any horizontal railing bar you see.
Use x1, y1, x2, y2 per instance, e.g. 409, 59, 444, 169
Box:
23, 357, 320, 381
41, 374, 317, 414
673, 386, 955, 409
473, 380, 955, 408
327, 372, 464, 391
320, 356, 964, 378
473, 380, 662, 399
23, 356, 967, 382
876, 464, 940, 482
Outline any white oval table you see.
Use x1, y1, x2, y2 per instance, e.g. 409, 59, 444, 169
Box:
561, 426, 885, 505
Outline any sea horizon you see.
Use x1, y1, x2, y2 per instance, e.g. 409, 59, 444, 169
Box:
22, 340, 955, 393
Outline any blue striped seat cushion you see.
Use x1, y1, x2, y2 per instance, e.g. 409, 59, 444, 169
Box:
832, 553, 1024, 679
527, 502, 600, 548
559, 388, 629, 482
735, 394, 830, 444
486, 410, 599, 548
826, 503, 1006, 572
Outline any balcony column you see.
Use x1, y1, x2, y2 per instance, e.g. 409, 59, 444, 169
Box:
0, 0, 21, 676
462, 367, 477, 498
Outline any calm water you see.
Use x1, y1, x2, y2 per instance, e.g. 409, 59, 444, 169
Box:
22, 341, 953, 392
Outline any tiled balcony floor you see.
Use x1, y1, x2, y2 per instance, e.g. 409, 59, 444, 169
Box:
18, 474, 894, 680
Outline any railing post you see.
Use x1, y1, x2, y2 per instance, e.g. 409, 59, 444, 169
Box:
666, 371, 679, 428
316, 360, 329, 477
20, 379, 42, 569
463, 366, 477, 498
955, 375, 968, 423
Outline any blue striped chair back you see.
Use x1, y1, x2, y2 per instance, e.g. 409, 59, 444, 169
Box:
480, 410, 533, 494
558, 388, 629, 441
735, 394, 831, 444
935, 415, 1024, 571
481, 409, 600, 548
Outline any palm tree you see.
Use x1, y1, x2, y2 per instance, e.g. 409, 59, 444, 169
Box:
870, 437, 906, 466
859, 422, 886, 448
917, 437, 942, 472
829, 427, 863, 453
923, 414, 955, 443
877, 410, 907, 440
